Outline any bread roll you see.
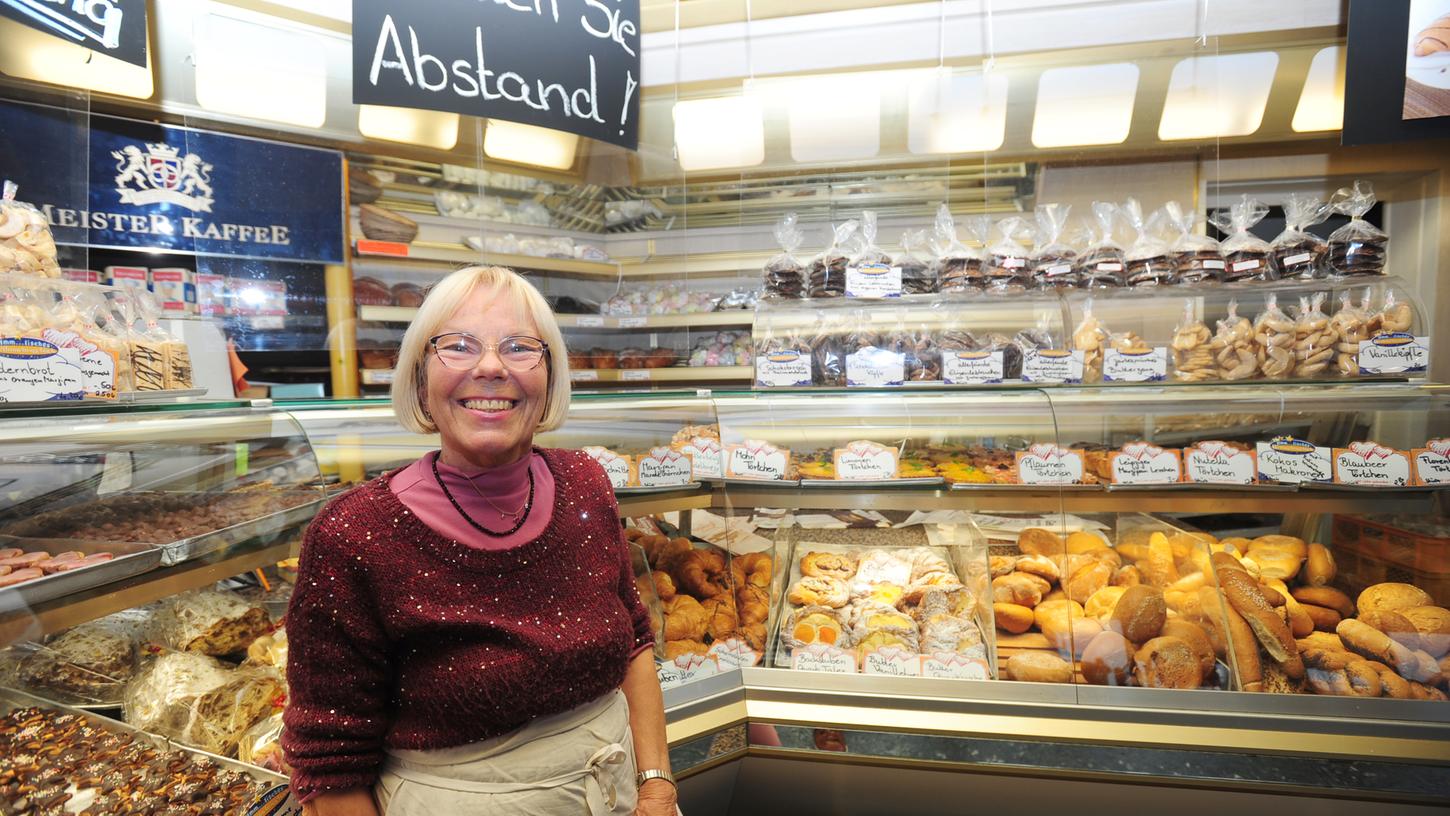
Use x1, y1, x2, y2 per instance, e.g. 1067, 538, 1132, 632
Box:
1081, 630, 1134, 686
1111, 565, 1143, 588
1134, 636, 1202, 689
994, 602, 1034, 634
1249, 548, 1303, 582
1251, 534, 1308, 559
1219, 567, 1297, 665
1357, 583, 1434, 616
1302, 543, 1336, 587
1065, 560, 1114, 605
1042, 588, 1068, 604
1017, 527, 1065, 557
1358, 609, 1421, 652
1263, 579, 1314, 638
1066, 531, 1106, 555
1006, 651, 1073, 683
1014, 553, 1061, 583
1376, 663, 1413, 699
1297, 631, 1346, 653
989, 555, 1019, 579
1161, 619, 1215, 681
1401, 606, 1450, 658
1084, 586, 1128, 623
1337, 618, 1415, 674
1166, 572, 1208, 594
1219, 537, 1252, 556
1116, 542, 1151, 563
1110, 585, 1167, 643
1301, 603, 1342, 633
1043, 617, 1103, 660
1084, 547, 1123, 569
1033, 598, 1084, 632
1144, 532, 1179, 588
1291, 586, 1355, 620
993, 573, 1046, 608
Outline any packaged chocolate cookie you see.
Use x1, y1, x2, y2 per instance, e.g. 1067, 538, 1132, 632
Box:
932, 205, 983, 293
1121, 199, 1175, 287
1078, 201, 1126, 288
845, 308, 905, 387
898, 228, 937, 295
811, 309, 849, 386
1291, 292, 1337, 379
1171, 299, 1215, 382
1212, 300, 1258, 381
763, 212, 805, 300
809, 219, 859, 299
900, 311, 940, 382
1162, 200, 1223, 284
1327, 181, 1388, 277
939, 319, 1013, 384
1014, 324, 1061, 382
846, 211, 896, 298
984, 216, 1033, 293
1329, 290, 1370, 376
753, 320, 813, 387
1072, 298, 1109, 383
1031, 203, 1078, 289
1209, 196, 1273, 282
1269, 194, 1330, 280
1253, 293, 1295, 380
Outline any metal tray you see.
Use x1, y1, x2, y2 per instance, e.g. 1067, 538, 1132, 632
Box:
0, 535, 164, 607
949, 482, 1103, 491
1298, 481, 1435, 492
118, 387, 210, 402
160, 494, 327, 565
1170, 481, 1297, 491
615, 482, 702, 496
721, 477, 802, 487
799, 477, 946, 488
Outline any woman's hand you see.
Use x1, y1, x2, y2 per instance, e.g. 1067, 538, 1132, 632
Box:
634, 778, 678, 816
302, 788, 381, 816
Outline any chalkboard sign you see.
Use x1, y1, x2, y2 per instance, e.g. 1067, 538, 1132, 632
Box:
352, 0, 641, 151
1, 0, 147, 67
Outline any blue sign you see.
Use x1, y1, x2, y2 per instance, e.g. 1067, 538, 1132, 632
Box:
0, 100, 344, 264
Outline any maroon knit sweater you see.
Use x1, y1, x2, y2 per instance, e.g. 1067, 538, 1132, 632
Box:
280, 447, 655, 802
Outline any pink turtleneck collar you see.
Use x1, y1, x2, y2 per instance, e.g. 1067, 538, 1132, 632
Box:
389, 449, 556, 550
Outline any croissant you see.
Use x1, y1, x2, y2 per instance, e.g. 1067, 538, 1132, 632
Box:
739, 622, 767, 652
736, 586, 770, 627
675, 547, 730, 599
1414, 14, 1450, 57
664, 639, 709, 660
663, 595, 708, 641
700, 596, 740, 642
654, 537, 694, 572
651, 571, 677, 602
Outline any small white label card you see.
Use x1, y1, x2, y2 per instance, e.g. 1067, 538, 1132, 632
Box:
622, 370, 651, 381
1256, 436, 1333, 484
618, 316, 648, 328
575, 315, 605, 327
1103, 348, 1169, 383
1015, 443, 1086, 485
832, 440, 899, 481
845, 263, 902, 298
846, 346, 906, 387
861, 645, 921, 677
676, 436, 723, 480
943, 350, 1005, 385
1359, 333, 1430, 374
755, 349, 813, 387
1334, 442, 1412, 487
1183, 441, 1257, 485
920, 651, 992, 680
790, 643, 857, 673
1414, 439, 1450, 486
1021, 349, 1084, 384
708, 638, 761, 669
0, 337, 84, 402
41, 329, 116, 399
582, 446, 632, 488
1110, 442, 1182, 485
636, 447, 693, 487
656, 652, 721, 688
571, 370, 599, 382
725, 439, 791, 481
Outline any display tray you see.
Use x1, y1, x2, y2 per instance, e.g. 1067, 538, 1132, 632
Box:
950, 482, 1101, 491
0, 641, 127, 711
119, 387, 210, 402
1165, 482, 1297, 491
799, 477, 946, 488
1299, 481, 1440, 492
615, 482, 703, 495
0, 535, 163, 607
722, 477, 802, 487
160, 493, 326, 565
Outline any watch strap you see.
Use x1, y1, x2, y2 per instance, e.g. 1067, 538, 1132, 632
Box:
636, 768, 676, 788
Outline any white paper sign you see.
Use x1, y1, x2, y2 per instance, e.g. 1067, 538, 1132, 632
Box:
571, 370, 599, 382
1183, 441, 1256, 485
0, 338, 84, 402
943, 350, 1005, 385
576, 315, 605, 327
1359, 334, 1430, 374
920, 652, 992, 680
582, 446, 631, 488
677, 437, 723, 480
790, 644, 857, 673
845, 263, 902, 298
1334, 443, 1412, 487
1257, 437, 1333, 484
618, 316, 648, 328
1103, 348, 1168, 382
1110, 443, 1181, 484
657, 653, 721, 688
755, 351, 812, 387
861, 646, 921, 677
1015, 444, 1085, 485
725, 440, 790, 481
833, 441, 899, 481
1021, 349, 1084, 383
41, 329, 116, 399
708, 638, 761, 669
636, 447, 693, 487
1414, 439, 1450, 485
847, 347, 906, 387
621, 369, 650, 381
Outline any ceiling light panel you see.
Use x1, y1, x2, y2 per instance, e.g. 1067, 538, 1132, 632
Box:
358, 105, 460, 150
785, 75, 881, 162
0, 18, 152, 98
1292, 46, 1346, 133
672, 96, 765, 172
483, 120, 579, 170
907, 69, 1009, 155
1158, 52, 1279, 141
1033, 63, 1139, 148
194, 14, 327, 127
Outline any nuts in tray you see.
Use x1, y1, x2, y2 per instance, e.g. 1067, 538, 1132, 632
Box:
1, 488, 318, 545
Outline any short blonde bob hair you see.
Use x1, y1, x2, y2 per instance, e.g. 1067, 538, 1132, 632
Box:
391, 265, 571, 435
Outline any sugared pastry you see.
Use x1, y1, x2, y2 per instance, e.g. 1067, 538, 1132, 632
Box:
854, 629, 911, 659
788, 575, 849, 608
786, 606, 848, 649
852, 550, 912, 588
800, 550, 858, 580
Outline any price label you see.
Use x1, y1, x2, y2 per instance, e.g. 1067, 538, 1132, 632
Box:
657, 653, 722, 688
920, 652, 992, 680
942, 350, 1004, 385
725, 440, 790, 481
1094, 262, 1124, 273
1359, 334, 1430, 374
1015, 444, 1086, 485
1413, 439, 1450, 485
790, 644, 856, 673
1103, 348, 1168, 382
846, 347, 905, 387
677, 437, 723, 480
636, 447, 693, 487
41, 329, 116, 399
1183, 441, 1256, 485
755, 351, 812, 387
1110, 443, 1182, 485
582, 446, 632, 488
1334, 442, 1412, 487
1021, 349, 1084, 384
1257, 436, 1332, 484
249, 316, 286, 330
708, 638, 761, 669
861, 646, 921, 677
0, 337, 84, 402
1202, 259, 1225, 270
622, 369, 651, 381
576, 315, 605, 327
98, 452, 134, 495
571, 370, 599, 382
845, 263, 902, 299
832, 440, 899, 480
1231, 258, 1263, 273
618, 316, 648, 328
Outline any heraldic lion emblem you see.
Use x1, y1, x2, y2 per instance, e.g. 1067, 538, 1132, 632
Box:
112, 142, 215, 213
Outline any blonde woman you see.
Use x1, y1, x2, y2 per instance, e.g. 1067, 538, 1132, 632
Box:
283, 266, 676, 816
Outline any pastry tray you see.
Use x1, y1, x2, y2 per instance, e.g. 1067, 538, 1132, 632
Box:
159, 493, 327, 565
0, 535, 164, 608
615, 482, 702, 496
799, 477, 946, 488
0, 641, 126, 710
950, 482, 1102, 491
721, 477, 802, 487
1298, 481, 1438, 492
118, 387, 210, 402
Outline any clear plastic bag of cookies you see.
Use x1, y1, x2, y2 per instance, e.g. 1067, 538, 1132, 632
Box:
1171, 299, 1215, 382
1031, 203, 1078, 289
1210, 195, 1273, 282
1212, 299, 1258, 381
763, 211, 805, 300
900, 310, 940, 382
808, 219, 859, 299
1327, 180, 1387, 277
136, 291, 193, 389
1163, 200, 1224, 284
1072, 298, 1109, 383
1328, 289, 1370, 376
811, 308, 849, 387
983, 216, 1033, 293
1121, 199, 1175, 287
847, 210, 893, 295
898, 228, 938, 295
932, 205, 983, 293
1078, 201, 1127, 288
123, 649, 284, 757
1291, 293, 1337, 379
0, 181, 62, 278
1253, 293, 1295, 380
1269, 194, 1330, 280
1011, 324, 1056, 381
1373, 288, 1413, 338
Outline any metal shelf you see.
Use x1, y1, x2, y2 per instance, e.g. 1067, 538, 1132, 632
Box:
352, 243, 621, 278
358, 305, 753, 330
571, 366, 753, 384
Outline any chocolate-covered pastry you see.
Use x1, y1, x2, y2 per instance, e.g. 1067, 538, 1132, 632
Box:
1270, 239, 1325, 280
1031, 204, 1078, 289
808, 253, 848, 298
898, 228, 937, 295
1120, 199, 1175, 287
1269, 193, 1330, 280
1327, 181, 1387, 277
1210, 195, 1274, 282
1126, 255, 1175, 287
901, 325, 940, 381
984, 215, 1033, 293
1078, 248, 1125, 288
1161, 200, 1223, 285
811, 316, 847, 387
1174, 249, 1224, 284
764, 212, 806, 300
937, 256, 983, 292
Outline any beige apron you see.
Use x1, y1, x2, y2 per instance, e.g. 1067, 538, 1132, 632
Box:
374, 690, 638, 816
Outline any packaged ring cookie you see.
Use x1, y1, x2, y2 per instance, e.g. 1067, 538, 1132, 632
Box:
1031, 203, 1078, 289
1121, 199, 1175, 287
762, 212, 805, 300
1163, 200, 1223, 284
1212, 300, 1258, 381
1171, 299, 1215, 382
933, 205, 984, 293
1253, 293, 1296, 380
1291, 293, 1338, 379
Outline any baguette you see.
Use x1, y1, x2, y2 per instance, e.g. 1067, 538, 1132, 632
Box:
1302, 542, 1336, 587
1200, 586, 1262, 692
1291, 586, 1356, 620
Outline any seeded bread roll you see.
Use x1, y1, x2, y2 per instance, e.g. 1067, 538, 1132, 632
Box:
1110, 585, 1167, 643
1297, 631, 1347, 653
1357, 583, 1434, 616
1006, 651, 1074, 683
1219, 566, 1299, 671
1160, 619, 1215, 681
1302, 543, 1336, 587
1291, 586, 1356, 620
1081, 630, 1134, 686
1134, 636, 1202, 689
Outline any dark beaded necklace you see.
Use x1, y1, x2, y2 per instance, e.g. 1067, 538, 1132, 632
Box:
430, 454, 534, 537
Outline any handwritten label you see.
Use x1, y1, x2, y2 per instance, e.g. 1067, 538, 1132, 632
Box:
1021, 349, 1084, 384
755, 351, 812, 387
920, 651, 992, 680
708, 638, 761, 669
725, 440, 790, 481
1413, 439, 1450, 486
846, 347, 905, 387
636, 447, 693, 487
1334, 443, 1412, 487
656, 653, 721, 688
1110, 443, 1182, 485
832, 440, 899, 481
98, 452, 133, 495
576, 315, 605, 327
1257, 436, 1332, 484
582, 446, 632, 488
845, 263, 902, 298
790, 643, 856, 673
861, 646, 921, 677
1359, 334, 1430, 374
571, 370, 599, 382
41, 329, 116, 399
618, 316, 648, 328
621, 369, 650, 381
0, 338, 84, 402
1183, 441, 1256, 485
676, 436, 722, 480
1015, 444, 1085, 485
1103, 348, 1168, 382
943, 350, 1004, 385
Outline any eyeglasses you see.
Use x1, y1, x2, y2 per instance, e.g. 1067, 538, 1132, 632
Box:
428, 332, 550, 371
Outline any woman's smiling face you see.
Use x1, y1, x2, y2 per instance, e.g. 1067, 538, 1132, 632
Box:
423, 286, 549, 470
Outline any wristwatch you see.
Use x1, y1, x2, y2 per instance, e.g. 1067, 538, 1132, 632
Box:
636, 768, 676, 789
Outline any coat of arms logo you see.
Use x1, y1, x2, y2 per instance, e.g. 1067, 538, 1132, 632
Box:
112, 142, 214, 212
